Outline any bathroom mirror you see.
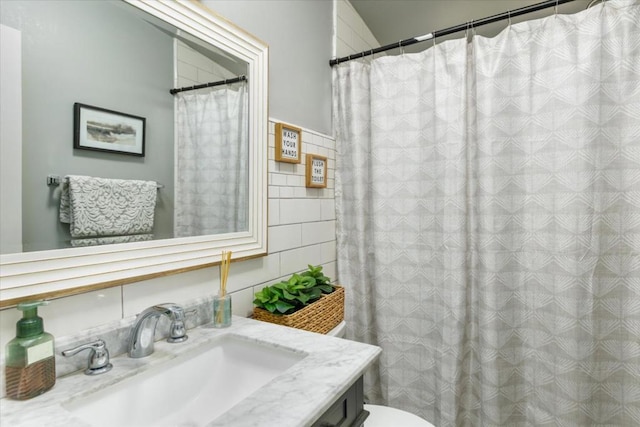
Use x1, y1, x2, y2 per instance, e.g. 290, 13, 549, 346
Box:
0, 0, 268, 307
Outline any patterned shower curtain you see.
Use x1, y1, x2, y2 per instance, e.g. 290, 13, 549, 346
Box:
333, 2, 640, 426
175, 84, 248, 237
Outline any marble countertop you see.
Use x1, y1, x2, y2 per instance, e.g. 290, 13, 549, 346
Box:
1, 316, 381, 427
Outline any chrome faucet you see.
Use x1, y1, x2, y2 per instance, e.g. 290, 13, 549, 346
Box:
128, 303, 188, 358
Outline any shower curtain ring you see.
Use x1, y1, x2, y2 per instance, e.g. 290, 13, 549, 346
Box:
555, 0, 559, 16
468, 20, 476, 39
508, 11, 512, 27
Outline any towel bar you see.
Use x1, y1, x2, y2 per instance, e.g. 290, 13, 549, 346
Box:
47, 174, 163, 189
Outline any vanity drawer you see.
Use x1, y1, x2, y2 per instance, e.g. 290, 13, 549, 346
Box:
312, 376, 368, 427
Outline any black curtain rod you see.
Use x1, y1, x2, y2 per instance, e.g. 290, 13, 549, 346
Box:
170, 75, 247, 95
330, 0, 576, 66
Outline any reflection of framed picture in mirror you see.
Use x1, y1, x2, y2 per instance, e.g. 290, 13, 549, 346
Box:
74, 103, 146, 156
306, 154, 327, 188
275, 122, 302, 163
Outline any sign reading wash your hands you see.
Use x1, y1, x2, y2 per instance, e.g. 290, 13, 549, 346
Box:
275, 122, 302, 163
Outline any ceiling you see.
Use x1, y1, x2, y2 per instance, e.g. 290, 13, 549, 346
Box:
349, 0, 594, 54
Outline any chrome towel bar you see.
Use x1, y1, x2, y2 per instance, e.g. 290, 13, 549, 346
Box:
46, 174, 164, 189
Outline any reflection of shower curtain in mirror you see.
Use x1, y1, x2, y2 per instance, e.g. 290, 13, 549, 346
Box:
175, 84, 248, 237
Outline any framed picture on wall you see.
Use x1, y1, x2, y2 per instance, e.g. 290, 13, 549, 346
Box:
305, 154, 327, 188
73, 103, 146, 157
275, 122, 302, 163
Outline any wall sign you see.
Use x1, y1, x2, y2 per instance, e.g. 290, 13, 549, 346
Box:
275, 122, 302, 163
306, 154, 327, 188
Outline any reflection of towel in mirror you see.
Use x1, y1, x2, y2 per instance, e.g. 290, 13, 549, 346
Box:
59, 175, 157, 238
70, 234, 154, 247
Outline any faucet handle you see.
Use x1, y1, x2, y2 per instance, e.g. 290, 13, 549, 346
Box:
154, 304, 191, 343
62, 339, 113, 375
168, 307, 199, 343
167, 306, 188, 343
171, 308, 197, 342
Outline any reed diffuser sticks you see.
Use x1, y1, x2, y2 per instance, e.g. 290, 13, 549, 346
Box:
219, 250, 231, 297
215, 250, 232, 326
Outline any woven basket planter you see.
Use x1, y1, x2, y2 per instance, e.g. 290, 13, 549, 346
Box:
252, 285, 344, 334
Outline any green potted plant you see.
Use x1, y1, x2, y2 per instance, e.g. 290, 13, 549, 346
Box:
252, 265, 344, 334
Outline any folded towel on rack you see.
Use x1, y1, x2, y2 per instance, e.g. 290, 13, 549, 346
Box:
60, 175, 157, 238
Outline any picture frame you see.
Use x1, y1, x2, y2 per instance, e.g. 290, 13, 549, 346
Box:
275, 122, 302, 163
305, 154, 327, 188
73, 103, 146, 156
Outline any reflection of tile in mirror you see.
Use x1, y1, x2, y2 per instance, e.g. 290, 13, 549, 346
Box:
176, 39, 247, 88
177, 40, 238, 87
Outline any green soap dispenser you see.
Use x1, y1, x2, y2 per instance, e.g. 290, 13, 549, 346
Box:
5, 300, 56, 400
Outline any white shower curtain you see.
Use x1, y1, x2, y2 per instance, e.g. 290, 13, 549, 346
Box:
333, 2, 640, 426
175, 84, 248, 237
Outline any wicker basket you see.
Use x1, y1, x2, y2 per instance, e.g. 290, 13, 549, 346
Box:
252, 285, 344, 334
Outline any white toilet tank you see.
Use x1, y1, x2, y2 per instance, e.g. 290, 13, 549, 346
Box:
327, 322, 434, 427
327, 321, 347, 337
364, 405, 435, 427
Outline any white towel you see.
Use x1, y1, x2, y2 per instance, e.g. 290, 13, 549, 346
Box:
60, 175, 157, 238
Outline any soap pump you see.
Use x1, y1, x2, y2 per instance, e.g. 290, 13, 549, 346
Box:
5, 300, 56, 400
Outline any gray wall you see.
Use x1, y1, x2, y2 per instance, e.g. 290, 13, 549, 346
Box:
1, 1, 175, 251
203, 0, 333, 136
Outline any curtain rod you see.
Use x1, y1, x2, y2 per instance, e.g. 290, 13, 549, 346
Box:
329, 0, 576, 66
170, 75, 247, 95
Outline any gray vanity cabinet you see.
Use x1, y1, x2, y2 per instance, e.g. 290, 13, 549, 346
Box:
312, 376, 368, 427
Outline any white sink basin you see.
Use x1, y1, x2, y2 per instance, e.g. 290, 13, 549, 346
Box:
63, 334, 306, 427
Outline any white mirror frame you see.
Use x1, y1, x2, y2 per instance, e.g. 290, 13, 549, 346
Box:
0, 0, 268, 308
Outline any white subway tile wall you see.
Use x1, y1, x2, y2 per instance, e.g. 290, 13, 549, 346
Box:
335, 0, 380, 59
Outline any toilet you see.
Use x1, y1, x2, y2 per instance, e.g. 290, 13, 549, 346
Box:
327, 322, 435, 427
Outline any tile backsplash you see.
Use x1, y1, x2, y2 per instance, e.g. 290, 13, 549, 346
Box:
0, 119, 336, 395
